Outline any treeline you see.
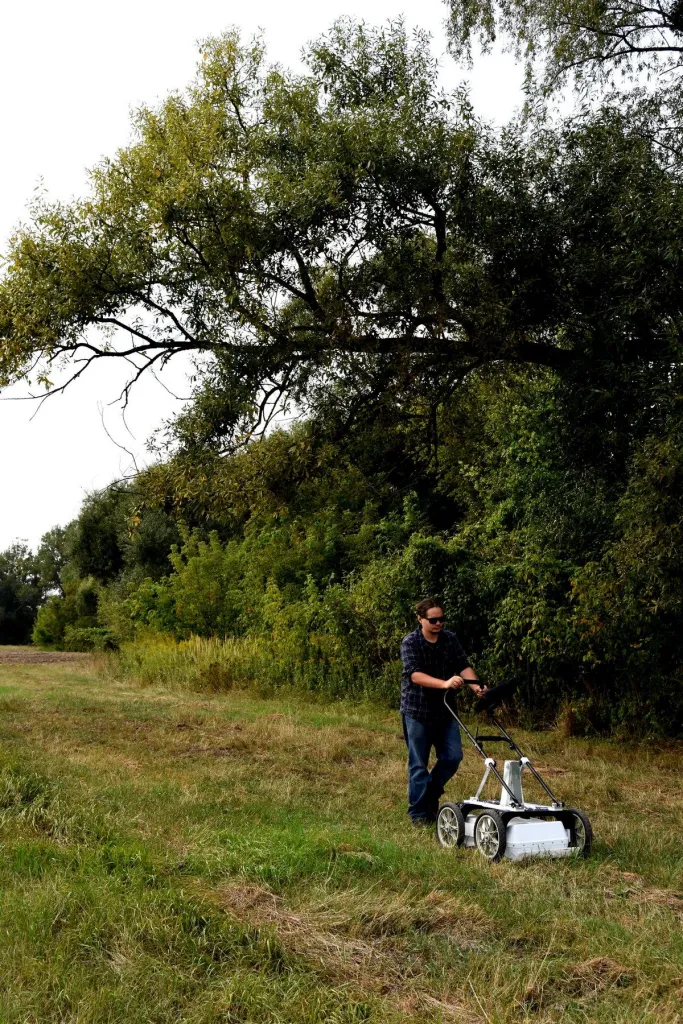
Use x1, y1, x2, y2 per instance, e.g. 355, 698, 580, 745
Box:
11, 362, 681, 737
2, 13, 683, 736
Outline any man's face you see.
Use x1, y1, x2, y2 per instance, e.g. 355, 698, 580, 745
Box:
419, 606, 445, 638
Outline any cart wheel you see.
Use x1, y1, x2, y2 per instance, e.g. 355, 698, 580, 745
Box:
474, 810, 507, 861
436, 803, 466, 848
561, 808, 593, 857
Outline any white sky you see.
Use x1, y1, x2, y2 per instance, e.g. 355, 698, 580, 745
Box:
0, 0, 522, 552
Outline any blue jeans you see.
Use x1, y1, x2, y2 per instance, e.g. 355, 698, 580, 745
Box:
402, 713, 463, 822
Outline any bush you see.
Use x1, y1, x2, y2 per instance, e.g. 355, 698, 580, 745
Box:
32, 596, 73, 648
62, 627, 121, 652
32, 578, 100, 649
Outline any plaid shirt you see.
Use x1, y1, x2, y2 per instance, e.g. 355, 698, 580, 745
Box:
400, 627, 471, 725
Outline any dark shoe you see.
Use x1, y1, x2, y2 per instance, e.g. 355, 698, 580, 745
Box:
411, 816, 436, 828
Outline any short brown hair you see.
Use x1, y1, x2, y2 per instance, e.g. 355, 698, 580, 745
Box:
416, 596, 443, 619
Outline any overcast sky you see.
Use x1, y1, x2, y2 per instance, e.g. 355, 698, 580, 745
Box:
0, 0, 522, 552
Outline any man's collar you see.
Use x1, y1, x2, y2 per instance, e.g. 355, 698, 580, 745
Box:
418, 626, 442, 645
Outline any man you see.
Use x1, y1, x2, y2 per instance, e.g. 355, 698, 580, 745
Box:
400, 597, 486, 826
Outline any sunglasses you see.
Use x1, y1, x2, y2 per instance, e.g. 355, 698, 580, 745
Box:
425, 616, 445, 624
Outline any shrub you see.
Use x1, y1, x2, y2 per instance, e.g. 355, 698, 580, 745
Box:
32, 596, 72, 648
32, 578, 100, 649
62, 627, 121, 652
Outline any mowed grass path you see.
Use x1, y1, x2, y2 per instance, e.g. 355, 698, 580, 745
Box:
0, 660, 681, 1023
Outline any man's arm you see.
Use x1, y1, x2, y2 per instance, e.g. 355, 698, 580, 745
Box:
401, 634, 487, 694
410, 671, 465, 690
410, 667, 486, 695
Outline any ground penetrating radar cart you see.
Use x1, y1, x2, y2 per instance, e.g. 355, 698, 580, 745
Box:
436, 679, 593, 861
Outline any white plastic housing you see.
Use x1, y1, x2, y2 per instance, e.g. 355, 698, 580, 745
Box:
464, 814, 572, 860
500, 760, 525, 807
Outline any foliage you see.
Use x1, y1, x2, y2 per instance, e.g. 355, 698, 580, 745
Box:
70, 485, 179, 584
25, 350, 681, 734
31, 525, 72, 595
32, 577, 100, 648
0, 544, 43, 645
2, 24, 683, 451
31, 596, 72, 649
447, 0, 683, 90
3, 18, 682, 735
108, 632, 386, 700
445, 0, 683, 156
16, 350, 683, 734
62, 626, 121, 652
1, 524, 114, 647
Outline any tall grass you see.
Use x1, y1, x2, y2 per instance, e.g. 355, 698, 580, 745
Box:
102, 633, 401, 706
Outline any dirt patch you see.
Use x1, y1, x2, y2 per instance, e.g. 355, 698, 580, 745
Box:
566, 956, 635, 995
0, 648, 90, 665
521, 956, 636, 1013
606, 872, 683, 916
178, 744, 239, 758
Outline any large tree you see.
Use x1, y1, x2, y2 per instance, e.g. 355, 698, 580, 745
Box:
1, 20, 682, 447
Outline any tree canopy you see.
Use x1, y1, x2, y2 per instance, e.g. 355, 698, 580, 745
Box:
2, 21, 682, 448
447, 0, 683, 91
446, 0, 683, 155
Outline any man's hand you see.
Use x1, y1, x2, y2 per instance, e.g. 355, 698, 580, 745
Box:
444, 675, 464, 689
470, 683, 488, 698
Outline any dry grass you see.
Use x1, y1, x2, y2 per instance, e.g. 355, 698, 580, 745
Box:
605, 871, 683, 916
205, 880, 491, 1022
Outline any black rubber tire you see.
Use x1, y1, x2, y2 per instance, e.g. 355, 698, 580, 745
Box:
561, 808, 593, 857
435, 802, 466, 848
474, 809, 507, 861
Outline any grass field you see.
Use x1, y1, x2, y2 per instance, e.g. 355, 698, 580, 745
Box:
0, 657, 681, 1023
